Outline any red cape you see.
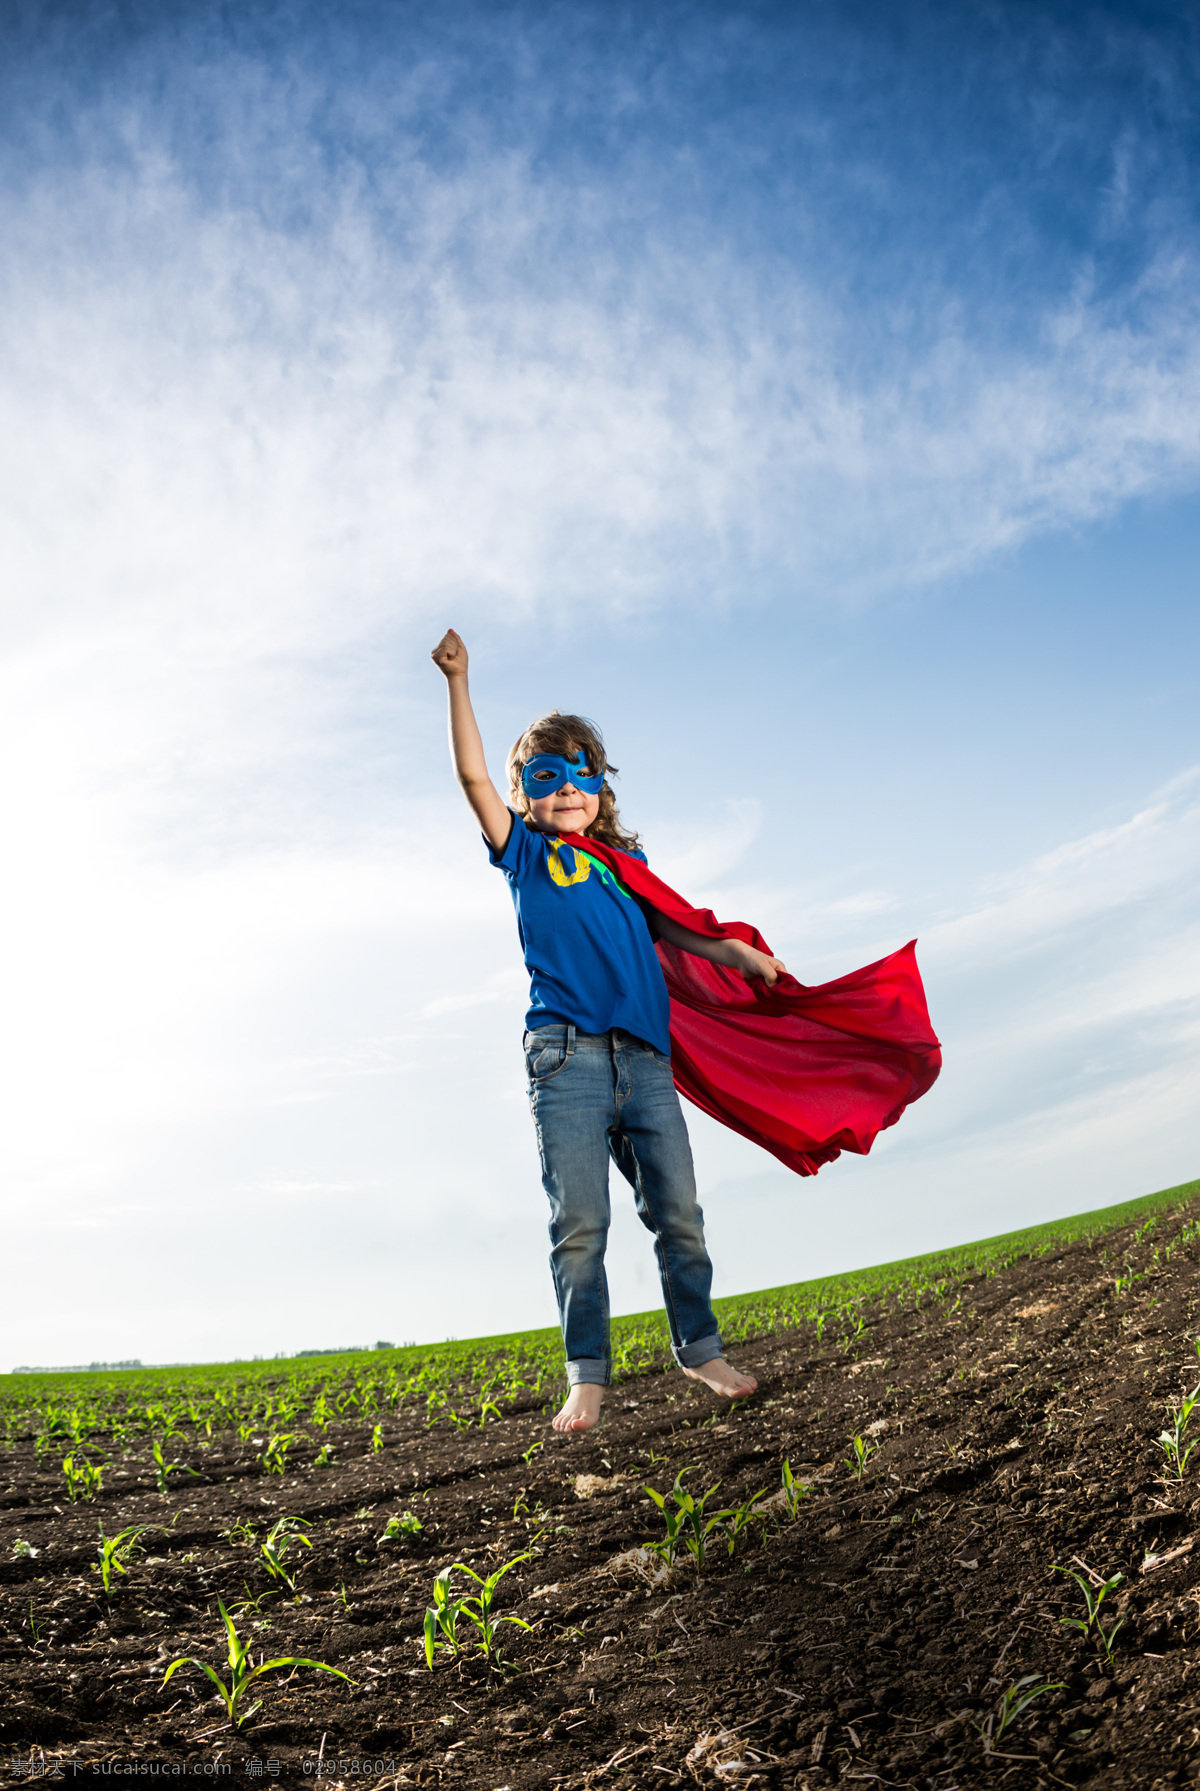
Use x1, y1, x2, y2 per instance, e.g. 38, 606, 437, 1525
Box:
559, 832, 942, 1177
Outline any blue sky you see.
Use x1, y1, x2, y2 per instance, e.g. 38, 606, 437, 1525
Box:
2, 0, 1198, 1366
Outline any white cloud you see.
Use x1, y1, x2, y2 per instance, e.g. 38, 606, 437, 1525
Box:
4, 94, 1200, 695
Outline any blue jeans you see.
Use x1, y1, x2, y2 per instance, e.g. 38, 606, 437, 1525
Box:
524, 1025, 723, 1386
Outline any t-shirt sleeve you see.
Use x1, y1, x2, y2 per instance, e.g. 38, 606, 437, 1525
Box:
487, 809, 532, 874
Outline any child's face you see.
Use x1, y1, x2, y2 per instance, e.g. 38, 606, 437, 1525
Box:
526, 776, 602, 836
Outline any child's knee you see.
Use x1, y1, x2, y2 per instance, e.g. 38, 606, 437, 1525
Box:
550, 1218, 608, 1261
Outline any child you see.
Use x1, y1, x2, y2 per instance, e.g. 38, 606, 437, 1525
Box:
431, 627, 785, 1434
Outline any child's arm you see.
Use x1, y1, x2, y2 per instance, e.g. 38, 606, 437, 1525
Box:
430, 629, 513, 854
653, 913, 788, 986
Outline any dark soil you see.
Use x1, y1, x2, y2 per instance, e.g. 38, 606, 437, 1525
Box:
4, 1201, 1200, 1790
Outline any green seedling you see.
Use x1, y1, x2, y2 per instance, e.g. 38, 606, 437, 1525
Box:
259, 1431, 305, 1475
423, 1551, 533, 1667
976, 1675, 1064, 1754
643, 1475, 689, 1568
423, 1566, 466, 1663
163, 1596, 349, 1728
379, 1511, 422, 1542
62, 1453, 105, 1503
644, 1467, 730, 1570
779, 1458, 809, 1519
720, 1490, 769, 1556
513, 1491, 551, 1527
12, 1539, 39, 1560
844, 1434, 877, 1482
259, 1517, 311, 1599
1054, 1564, 1126, 1661
370, 1423, 385, 1454
313, 1441, 335, 1467
229, 1581, 277, 1618
521, 1441, 544, 1466
1156, 1381, 1200, 1481
92, 1523, 151, 1598
151, 1439, 199, 1495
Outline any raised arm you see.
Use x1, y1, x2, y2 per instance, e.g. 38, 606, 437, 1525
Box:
430, 629, 513, 855
654, 912, 788, 985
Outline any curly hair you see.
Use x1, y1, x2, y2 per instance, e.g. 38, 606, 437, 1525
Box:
506, 711, 641, 854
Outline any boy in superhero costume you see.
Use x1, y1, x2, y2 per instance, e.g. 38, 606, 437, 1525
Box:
430, 628, 939, 1433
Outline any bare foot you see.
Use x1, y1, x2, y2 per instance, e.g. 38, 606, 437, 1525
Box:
682, 1357, 758, 1399
551, 1384, 605, 1433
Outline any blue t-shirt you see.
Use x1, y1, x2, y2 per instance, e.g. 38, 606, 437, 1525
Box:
489, 813, 671, 1054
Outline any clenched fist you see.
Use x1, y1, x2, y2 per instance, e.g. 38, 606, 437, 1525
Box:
431, 628, 468, 679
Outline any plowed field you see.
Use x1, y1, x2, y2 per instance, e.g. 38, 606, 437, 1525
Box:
4, 1197, 1200, 1790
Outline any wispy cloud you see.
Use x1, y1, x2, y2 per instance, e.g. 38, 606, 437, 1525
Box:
918, 771, 1200, 1150
3, 4, 1200, 688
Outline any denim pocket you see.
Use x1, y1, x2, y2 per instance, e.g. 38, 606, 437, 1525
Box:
527, 1043, 570, 1083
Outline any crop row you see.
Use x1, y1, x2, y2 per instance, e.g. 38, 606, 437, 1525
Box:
2, 1180, 1196, 1460
23, 1376, 1198, 1753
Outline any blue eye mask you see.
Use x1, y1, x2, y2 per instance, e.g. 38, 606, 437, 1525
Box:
520, 750, 605, 798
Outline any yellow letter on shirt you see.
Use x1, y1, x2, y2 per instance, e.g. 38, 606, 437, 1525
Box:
547, 843, 592, 888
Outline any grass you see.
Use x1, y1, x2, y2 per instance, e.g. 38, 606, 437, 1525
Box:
2, 1176, 1196, 1448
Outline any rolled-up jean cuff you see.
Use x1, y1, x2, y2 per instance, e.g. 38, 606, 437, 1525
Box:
673, 1332, 723, 1369
566, 1358, 610, 1387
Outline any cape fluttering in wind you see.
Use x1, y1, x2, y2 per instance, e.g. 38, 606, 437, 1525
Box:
557, 832, 942, 1177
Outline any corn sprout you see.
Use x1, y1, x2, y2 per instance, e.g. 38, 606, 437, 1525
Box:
1054, 1563, 1126, 1662
423, 1552, 533, 1667
976, 1676, 1063, 1755
92, 1523, 151, 1599
163, 1597, 350, 1728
